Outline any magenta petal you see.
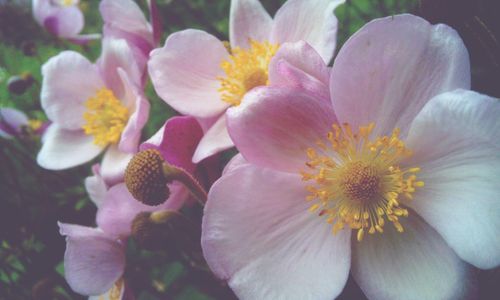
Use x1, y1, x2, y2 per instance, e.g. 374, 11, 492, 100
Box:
148, 29, 230, 118
330, 14, 470, 137
148, 0, 162, 46
59, 223, 125, 296
141, 116, 203, 174
269, 41, 330, 101
227, 86, 336, 173
229, 0, 272, 49
202, 165, 351, 299
271, 0, 345, 64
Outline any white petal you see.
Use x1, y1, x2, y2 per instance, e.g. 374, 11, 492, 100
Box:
229, 0, 272, 49
192, 114, 234, 163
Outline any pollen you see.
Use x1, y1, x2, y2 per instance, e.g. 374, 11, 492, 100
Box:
82, 88, 129, 147
218, 39, 279, 106
301, 123, 424, 241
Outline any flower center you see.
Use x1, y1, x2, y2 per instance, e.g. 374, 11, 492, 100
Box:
301, 123, 424, 241
218, 40, 279, 106
82, 88, 129, 147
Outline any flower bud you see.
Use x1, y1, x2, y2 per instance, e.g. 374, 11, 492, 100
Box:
131, 210, 179, 250
125, 149, 170, 206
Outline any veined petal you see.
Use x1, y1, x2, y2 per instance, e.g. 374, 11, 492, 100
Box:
330, 14, 470, 137
202, 165, 351, 300
352, 215, 471, 300
37, 125, 103, 170
148, 29, 230, 118
229, 0, 272, 49
227, 86, 336, 173
271, 0, 345, 64
59, 223, 125, 296
405, 89, 500, 269
41, 51, 105, 130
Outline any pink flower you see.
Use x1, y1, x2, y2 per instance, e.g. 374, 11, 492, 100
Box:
201, 15, 500, 300
37, 38, 149, 184
32, 0, 100, 44
100, 0, 161, 75
148, 0, 344, 163
0, 107, 49, 138
59, 116, 207, 296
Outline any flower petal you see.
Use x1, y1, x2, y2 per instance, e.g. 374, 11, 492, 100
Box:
226, 86, 336, 173
97, 38, 142, 98
141, 116, 203, 174
352, 215, 471, 300
37, 125, 103, 170
118, 69, 150, 154
202, 165, 351, 300
0, 108, 28, 138
100, 145, 134, 186
271, 0, 344, 63
59, 223, 125, 296
405, 89, 500, 269
148, 29, 230, 118
269, 41, 330, 101
85, 164, 108, 208
330, 14, 471, 137
41, 51, 104, 130
229, 0, 272, 49
43, 5, 84, 38
192, 114, 234, 164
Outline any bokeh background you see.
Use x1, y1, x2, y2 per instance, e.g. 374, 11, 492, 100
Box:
1, 0, 499, 299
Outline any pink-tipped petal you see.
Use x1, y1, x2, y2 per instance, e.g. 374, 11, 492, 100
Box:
330, 14, 471, 137
229, 0, 272, 49
59, 223, 125, 296
118, 69, 150, 154
41, 51, 104, 130
100, 145, 134, 186
405, 89, 500, 269
141, 116, 203, 174
202, 165, 351, 300
148, 29, 230, 118
271, 0, 345, 64
352, 215, 470, 300
227, 86, 336, 173
269, 41, 330, 101
100, 0, 153, 45
37, 125, 103, 170
98, 38, 142, 98
192, 114, 233, 164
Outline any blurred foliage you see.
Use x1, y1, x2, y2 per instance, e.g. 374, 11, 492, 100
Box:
0, 0, 499, 299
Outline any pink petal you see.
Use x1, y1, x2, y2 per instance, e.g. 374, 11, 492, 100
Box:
59, 223, 125, 296
117, 69, 150, 154
202, 165, 351, 299
85, 164, 108, 208
97, 38, 142, 99
271, 0, 344, 64
96, 183, 188, 238
149, 0, 162, 46
42, 5, 84, 38
100, 145, 134, 186
405, 89, 500, 269
89, 280, 134, 300
269, 41, 330, 101
226, 86, 336, 173
222, 153, 249, 175
229, 0, 272, 49
66, 33, 101, 45
41, 51, 104, 130
351, 215, 470, 300
148, 29, 230, 118
37, 125, 103, 170
192, 114, 233, 164
330, 14, 470, 137
100, 0, 153, 46
141, 116, 203, 174
0, 108, 29, 138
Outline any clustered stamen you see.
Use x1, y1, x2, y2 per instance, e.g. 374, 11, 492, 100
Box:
218, 39, 278, 106
82, 88, 129, 147
301, 123, 424, 241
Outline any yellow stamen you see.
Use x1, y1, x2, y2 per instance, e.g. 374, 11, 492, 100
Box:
82, 88, 129, 147
28, 119, 43, 131
301, 123, 423, 241
218, 39, 278, 106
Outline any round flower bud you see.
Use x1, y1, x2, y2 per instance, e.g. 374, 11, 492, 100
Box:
125, 149, 170, 206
